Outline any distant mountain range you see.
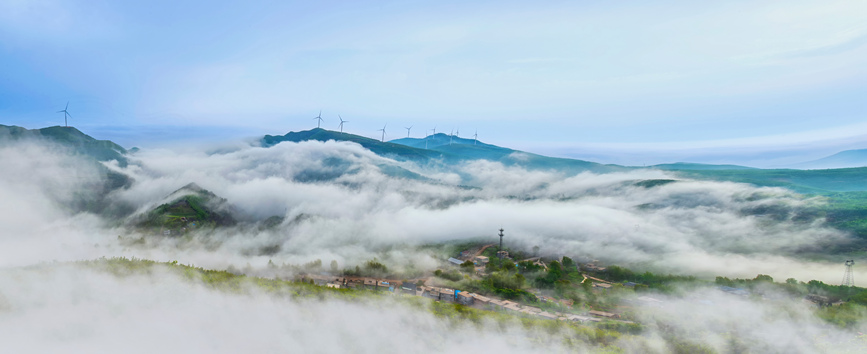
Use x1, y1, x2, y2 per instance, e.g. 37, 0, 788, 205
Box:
261, 128, 867, 194
262, 128, 627, 174
4, 124, 867, 196
794, 149, 867, 170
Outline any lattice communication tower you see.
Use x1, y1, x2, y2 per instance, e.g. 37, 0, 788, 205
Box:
842, 260, 855, 287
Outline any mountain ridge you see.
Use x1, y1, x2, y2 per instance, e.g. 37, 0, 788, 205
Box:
794, 149, 867, 170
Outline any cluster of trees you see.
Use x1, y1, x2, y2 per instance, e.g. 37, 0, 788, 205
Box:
434, 269, 463, 281
603, 266, 696, 292
342, 258, 390, 277
716, 274, 867, 304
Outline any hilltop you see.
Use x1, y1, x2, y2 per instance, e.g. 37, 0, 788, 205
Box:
262, 128, 450, 162
263, 129, 626, 174
0, 124, 128, 167
132, 183, 237, 233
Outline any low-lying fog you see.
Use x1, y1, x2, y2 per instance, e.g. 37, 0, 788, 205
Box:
2, 137, 866, 352
0, 138, 854, 283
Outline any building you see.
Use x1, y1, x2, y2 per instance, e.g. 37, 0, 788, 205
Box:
474, 256, 489, 265
440, 288, 456, 302
363, 279, 377, 290
524, 306, 542, 314
537, 312, 558, 320
471, 294, 492, 307
448, 257, 464, 266
504, 304, 522, 312
400, 283, 418, 295
588, 310, 619, 319
422, 287, 441, 300
488, 299, 506, 309
496, 251, 509, 259
567, 315, 600, 323
378, 281, 393, 292
456, 291, 474, 305
593, 283, 612, 290
326, 283, 341, 289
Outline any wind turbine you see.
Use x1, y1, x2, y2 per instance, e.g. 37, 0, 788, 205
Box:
405, 125, 413, 137
313, 110, 324, 128
449, 128, 454, 145
473, 130, 478, 145
338, 115, 347, 132
378, 124, 387, 142
455, 128, 460, 137
57, 101, 72, 127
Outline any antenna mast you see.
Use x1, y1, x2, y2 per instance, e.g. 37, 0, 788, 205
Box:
498, 228, 504, 251
843, 260, 855, 287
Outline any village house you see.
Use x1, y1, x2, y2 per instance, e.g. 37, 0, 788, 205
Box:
456, 291, 474, 305
588, 310, 620, 319
537, 312, 558, 320
439, 288, 456, 302
423, 287, 441, 300
567, 315, 600, 323
504, 304, 522, 312
400, 283, 417, 295
377, 281, 394, 292
471, 294, 492, 308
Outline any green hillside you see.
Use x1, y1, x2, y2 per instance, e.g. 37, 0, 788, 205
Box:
134, 183, 237, 233
262, 128, 452, 162
673, 167, 867, 194
652, 162, 757, 170
0, 124, 128, 167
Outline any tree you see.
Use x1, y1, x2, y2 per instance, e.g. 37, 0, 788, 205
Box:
501, 260, 516, 272
581, 279, 593, 293
460, 261, 475, 273
754, 274, 774, 283
562, 256, 575, 271
331, 260, 339, 273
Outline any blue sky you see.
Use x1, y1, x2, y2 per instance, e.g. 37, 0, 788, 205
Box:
1, 0, 865, 166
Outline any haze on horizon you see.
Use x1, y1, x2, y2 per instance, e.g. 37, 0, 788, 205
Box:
1, 0, 865, 166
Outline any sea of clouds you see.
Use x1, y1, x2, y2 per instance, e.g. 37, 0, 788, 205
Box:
1, 136, 865, 352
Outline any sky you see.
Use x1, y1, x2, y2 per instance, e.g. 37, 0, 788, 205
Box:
0, 0, 865, 166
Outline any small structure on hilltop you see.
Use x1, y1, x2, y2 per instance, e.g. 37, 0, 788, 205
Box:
843, 260, 855, 287
498, 228, 505, 250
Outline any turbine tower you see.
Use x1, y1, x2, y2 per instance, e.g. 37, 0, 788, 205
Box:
57, 101, 72, 127
449, 129, 454, 145
405, 125, 412, 137
338, 115, 347, 132
843, 260, 855, 287
378, 124, 387, 142
313, 110, 324, 128
472, 130, 478, 145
